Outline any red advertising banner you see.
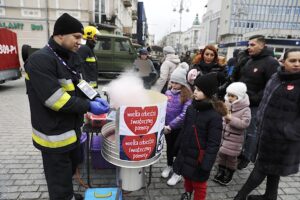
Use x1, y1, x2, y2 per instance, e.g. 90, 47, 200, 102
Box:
119, 104, 166, 161
0, 28, 20, 70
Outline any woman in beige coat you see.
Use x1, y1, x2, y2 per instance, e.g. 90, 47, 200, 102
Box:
152, 46, 180, 93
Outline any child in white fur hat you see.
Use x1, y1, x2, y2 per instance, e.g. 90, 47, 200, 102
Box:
214, 82, 252, 186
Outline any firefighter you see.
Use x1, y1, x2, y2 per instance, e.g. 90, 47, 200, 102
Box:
24, 13, 109, 200
78, 25, 100, 88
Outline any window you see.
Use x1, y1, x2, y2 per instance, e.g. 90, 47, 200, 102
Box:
232, 20, 236, 27
21, 0, 41, 7
295, 7, 300, 15
264, 22, 268, 29
96, 38, 112, 51
248, 5, 252, 14
0, 8, 4, 16
115, 39, 130, 52
101, 0, 105, 14
21, 9, 41, 17
280, 22, 284, 29
94, 0, 103, 23
268, 22, 272, 28
242, 22, 246, 28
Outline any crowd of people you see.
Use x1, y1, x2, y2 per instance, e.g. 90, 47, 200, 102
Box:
147, 34, 300, 200
23, 12, 300, 200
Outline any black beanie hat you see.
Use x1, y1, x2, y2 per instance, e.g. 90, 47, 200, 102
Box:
53, 13, 84, 36
194, 73, 218, 98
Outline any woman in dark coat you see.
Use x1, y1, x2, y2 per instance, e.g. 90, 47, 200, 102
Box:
187, 45, 221, 85
187, 45, 227, 99
234, 48, 300, 200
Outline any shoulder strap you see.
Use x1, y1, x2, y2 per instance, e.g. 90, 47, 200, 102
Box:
192, 125, 203, 163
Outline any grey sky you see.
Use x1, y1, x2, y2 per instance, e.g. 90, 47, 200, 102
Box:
141, 0, 208, 43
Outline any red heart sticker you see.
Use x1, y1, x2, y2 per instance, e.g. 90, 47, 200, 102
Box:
287, 84, 294, 90
124, 106, 158, 135
121, 134, 157, 161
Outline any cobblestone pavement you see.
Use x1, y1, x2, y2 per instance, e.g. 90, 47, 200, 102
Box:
0, 78, 300, 200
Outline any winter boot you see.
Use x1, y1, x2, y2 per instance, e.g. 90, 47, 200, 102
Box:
213, 165, 226, 183
219, 168, 234, 186
180, 192, 192, 200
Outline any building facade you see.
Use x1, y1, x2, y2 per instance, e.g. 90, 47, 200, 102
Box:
0, 0, 91, 49
199, 0, 222, 47
159, 31, 181, 53
159, 14, 202, 53
181, 14, 202, 51
220, 0, 300, 44
0, 0, 140, 63
99, 0, 138, 36
218, 0, 300, 57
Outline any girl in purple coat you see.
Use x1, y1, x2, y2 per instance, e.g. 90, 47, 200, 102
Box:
161, 62, 192, 186
214, 82, 251, 186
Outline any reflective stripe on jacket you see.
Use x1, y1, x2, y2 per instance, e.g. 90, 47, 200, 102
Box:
25, 38, 90, 153
78, 45, 98, 88
32, 128, 77, 148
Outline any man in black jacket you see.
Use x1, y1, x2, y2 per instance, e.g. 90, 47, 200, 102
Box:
24, 13, 109, 200
238, 35, 279, 169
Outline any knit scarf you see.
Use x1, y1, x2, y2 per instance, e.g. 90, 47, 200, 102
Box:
198, 60, 218, 74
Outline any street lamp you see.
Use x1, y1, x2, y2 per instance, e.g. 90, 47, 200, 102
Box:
172, 0, 191, 54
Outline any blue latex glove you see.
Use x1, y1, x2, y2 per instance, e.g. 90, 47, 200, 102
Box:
89, 101, 109, 115
94, 97, 109, 109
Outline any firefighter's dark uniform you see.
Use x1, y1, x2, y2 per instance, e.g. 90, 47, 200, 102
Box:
78, 44, 98, 88
24, 37, 90, 200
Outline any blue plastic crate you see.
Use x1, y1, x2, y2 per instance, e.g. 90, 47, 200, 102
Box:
84, 188, 122, 200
